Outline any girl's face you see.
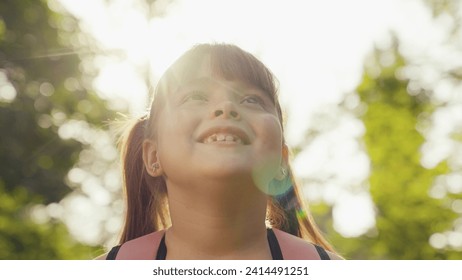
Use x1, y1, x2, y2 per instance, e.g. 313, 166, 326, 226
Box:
146, 59, 284, 194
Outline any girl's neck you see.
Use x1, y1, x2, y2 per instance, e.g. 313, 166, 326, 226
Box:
164, 181, 271, 259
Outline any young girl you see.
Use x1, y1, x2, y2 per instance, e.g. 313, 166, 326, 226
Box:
99, 43, 341, 260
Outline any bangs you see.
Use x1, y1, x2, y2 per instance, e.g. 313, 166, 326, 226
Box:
157, 44, 278, 104
210, 45, 278, 102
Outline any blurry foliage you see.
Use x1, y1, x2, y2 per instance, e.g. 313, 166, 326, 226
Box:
424, 0, 461, 21
299, 0, 462, 259
0, 0, 116, 259
0, 182, 95, 259
423, 0, 462, 81
342, 42, 459, 259
306, 37, 462, 259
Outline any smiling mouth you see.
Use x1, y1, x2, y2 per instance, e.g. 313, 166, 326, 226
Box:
198, 126, 251, 145
202, 133, 243, 144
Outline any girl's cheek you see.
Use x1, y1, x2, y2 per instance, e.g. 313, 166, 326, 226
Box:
262, 115, 283, 135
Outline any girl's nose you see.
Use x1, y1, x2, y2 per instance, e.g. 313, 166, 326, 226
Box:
211, 101, 240, 120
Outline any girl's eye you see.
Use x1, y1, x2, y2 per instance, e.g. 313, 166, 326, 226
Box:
241, 95, 264, 106
184, 91, 208, 102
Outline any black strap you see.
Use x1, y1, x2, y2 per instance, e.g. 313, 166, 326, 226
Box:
267, 228, 283, 260
156, 234, 167, 260
314, 244, 330, 260
106, 245, 121, 260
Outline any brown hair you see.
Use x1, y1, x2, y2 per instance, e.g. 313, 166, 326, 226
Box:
117, 43, 335, 252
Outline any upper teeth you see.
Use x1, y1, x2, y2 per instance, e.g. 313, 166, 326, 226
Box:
203, 133, 242, 144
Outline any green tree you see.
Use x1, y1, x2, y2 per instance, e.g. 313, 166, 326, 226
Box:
0, 0, 115, 259
352, 42, 459, 259
297, 0, 462, 259
305, 38, 462, 260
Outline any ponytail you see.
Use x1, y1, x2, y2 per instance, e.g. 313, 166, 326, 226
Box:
117, 117, 169, 244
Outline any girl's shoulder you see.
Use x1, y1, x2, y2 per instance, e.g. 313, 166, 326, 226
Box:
272, 228, 343, 260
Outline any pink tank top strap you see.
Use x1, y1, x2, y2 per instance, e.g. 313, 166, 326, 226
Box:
115, 230, 165, 260
272, 228, 324, 260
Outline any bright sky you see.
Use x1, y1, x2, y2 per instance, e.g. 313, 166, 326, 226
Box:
53, 0, 454, 243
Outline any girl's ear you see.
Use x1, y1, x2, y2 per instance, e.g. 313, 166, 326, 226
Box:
142, 139, 163, 177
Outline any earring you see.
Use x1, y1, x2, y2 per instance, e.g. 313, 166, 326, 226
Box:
275, 166, 287, 180
151, 162, 160, 172
267, 167, 292, 196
